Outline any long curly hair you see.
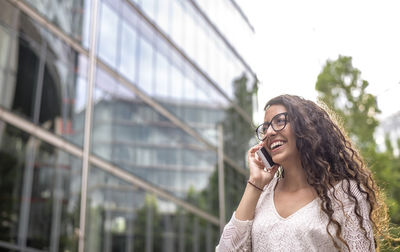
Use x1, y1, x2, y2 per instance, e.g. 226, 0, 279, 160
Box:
265, 94, 396, 251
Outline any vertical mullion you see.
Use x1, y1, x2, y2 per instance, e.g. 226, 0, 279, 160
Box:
78, 0, 99, 251
32, 40, 47, 124
217, 123, 226, 233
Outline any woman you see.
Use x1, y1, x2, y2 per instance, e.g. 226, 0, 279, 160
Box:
217, 94, 391, 251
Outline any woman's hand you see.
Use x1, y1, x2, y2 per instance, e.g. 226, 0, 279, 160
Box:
234, 143, 280, 221
248, 142, 279, 189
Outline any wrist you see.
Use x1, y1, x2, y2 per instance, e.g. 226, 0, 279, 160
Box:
247, 179, 264, 192
248, 175, 265, 186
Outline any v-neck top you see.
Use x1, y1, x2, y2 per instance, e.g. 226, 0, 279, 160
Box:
271, 181, 318, 221
217, 177, 375, 252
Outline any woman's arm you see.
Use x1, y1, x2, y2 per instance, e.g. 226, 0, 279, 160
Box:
337, 181, 376, 251
236, 143, 278, 220
216, 212, 253, 251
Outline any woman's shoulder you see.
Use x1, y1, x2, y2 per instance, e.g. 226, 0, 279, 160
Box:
328, 179, 370, 211
330, 179, 368, 198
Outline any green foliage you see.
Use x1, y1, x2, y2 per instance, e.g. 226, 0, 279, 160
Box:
384, 137, 400, 224
133, 194, 162, 251
223, 74, 257, 166
316, 55, 380, 152
315, 55, 400, 227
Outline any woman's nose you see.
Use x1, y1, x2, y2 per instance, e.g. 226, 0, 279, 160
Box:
265, 124, 276, 139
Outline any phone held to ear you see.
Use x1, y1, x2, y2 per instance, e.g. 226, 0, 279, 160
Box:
256, 146, 275, 171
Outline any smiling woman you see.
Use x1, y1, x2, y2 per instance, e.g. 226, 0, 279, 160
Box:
216, 94, 398, 251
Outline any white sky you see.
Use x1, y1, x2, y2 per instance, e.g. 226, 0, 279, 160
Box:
241, 0, 400, 124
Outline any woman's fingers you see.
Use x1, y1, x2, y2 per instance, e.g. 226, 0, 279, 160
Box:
253, 158, 264, 167
249, 142, 263, 153
248, 144, 262, 163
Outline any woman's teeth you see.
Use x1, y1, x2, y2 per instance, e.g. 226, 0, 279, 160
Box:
270, 141, 284, 150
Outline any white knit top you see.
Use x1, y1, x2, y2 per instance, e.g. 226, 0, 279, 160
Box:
217, 177, 375, 252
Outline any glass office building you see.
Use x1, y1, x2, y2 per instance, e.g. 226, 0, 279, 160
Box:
0, 0, 258, 251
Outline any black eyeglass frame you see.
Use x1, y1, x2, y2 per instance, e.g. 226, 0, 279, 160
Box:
255, 112, 289, 141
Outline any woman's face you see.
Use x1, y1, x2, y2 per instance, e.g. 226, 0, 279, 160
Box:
263, 104, 300, 166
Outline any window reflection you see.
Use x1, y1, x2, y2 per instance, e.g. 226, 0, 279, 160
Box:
86, 166, 170, 252
154, 50, 170, 98
170, 65, 183, 100
138, 36, 154, 95
197, 19, 209, 72
156, 0, 170, 35
141, 0, 157, 21
0, 10, 87, 147
0, 122, 81, 251
182, 5, 197, 60
171, 0, 183, 47
92, 67, 218, 212
98, 1, 119, 68
10, 32, 40, 121
86, 167, 220, 252
0, 23, 18, 110
27, 142, 81, 251
224, 164, 246, 222
183, 72, 197, 101
22, 0, 90, 46
0, 123, 28, 245
195, 0, 256, 75
119, 21, 138, 82
1, 0, 259, 250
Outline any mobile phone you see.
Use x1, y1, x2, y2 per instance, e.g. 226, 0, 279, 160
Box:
256, 146, 275, 171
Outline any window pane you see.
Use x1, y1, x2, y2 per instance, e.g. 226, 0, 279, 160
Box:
154, 50, 169, 98
85, 165, 220, 252
138, 37, 154, 95
141, 0, 156, 21
156, 0, 170, 35
98, 2, 119, 68
225, 164, 246, 222
86, 166, 146, 252
171, 0, 183, 47
182, 7, 197, 60
170, 65, 183, 100
21, 0, 90, 45
41, 35, 87, 147
27, 143, 81, 251
119, 21, 137, 82
91, 68, 219, 213
0, 123, 29, 244
0, 122, 81, 251
7, 29, 40, 122
0, 11, 88, 147
0, 22, 19, 111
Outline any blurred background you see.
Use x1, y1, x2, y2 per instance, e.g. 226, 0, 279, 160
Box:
0, 0, 398, 251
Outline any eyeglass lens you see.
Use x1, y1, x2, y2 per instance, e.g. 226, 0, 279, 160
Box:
256, 113, 287, 140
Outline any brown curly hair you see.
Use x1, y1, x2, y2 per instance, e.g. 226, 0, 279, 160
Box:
265, 94, 397, 251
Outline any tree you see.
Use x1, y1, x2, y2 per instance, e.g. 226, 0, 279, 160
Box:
316, 55, 380, 152
222, 74, 258, 168
382, 135, 400, 224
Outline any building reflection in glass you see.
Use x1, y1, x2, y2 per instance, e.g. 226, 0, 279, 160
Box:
0, 122, 81, 251
0, 0, 258, 250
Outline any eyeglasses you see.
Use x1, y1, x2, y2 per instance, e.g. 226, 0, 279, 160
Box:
255, 112, 289, 141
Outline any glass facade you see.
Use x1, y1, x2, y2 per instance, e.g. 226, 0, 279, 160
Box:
0, 0, 258, 251
0, 123, 81, 251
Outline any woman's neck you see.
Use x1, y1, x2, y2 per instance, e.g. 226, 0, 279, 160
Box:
279, 159, 310, 192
